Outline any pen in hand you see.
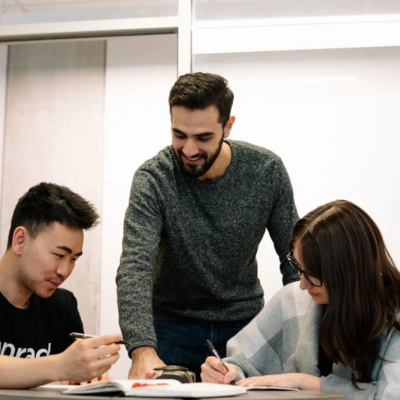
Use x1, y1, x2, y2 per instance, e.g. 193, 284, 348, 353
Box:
206, 340, 235, 385
70, 332, 131, 346
206, 339, 230, 373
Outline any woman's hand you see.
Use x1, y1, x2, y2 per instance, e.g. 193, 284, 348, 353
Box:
236, 373, 320, 390
201, 356, 237, 384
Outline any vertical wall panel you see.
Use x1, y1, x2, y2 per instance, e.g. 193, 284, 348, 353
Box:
1, 40, 105, 334
0, 46, 7, 210
102, 34, 177, 378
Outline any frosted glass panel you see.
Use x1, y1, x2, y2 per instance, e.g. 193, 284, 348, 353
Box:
194, 0, 400, 21
194, 47, 400, 301
0, 0, 178, 25
2, 40, 105, 335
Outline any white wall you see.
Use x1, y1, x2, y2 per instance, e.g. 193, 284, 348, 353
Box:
195, 47, 400, 303
101, 34, 177, 378
194, 0, 400, 20
0, 46, 7, 207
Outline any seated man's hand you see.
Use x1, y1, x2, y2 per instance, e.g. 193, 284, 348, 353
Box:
128, 347, 166, 379
201, 356, 237, 384
61, 371, 112, 385
83, 371, 111, 384
56, 333, 121, 383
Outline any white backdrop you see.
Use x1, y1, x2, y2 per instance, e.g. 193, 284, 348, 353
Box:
194, 47, 400, 305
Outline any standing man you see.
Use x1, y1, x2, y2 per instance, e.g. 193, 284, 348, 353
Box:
0, 182, 121, 388
117, 72, 298, 380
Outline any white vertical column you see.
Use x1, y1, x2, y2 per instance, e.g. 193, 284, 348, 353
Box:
178, 0, 192, 75
0, 45, 7, 218
101, 34, 177, 378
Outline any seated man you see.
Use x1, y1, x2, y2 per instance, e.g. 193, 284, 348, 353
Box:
0, 182, 121, 389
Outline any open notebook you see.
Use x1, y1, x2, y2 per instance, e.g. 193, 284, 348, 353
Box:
39, 380, 298, 397
59, 380, 247, 397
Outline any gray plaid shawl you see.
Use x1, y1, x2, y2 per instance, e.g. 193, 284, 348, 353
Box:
225, 282, 400, 399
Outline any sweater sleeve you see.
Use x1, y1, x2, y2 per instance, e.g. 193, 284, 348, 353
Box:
321, 328, 400, 400
116, 169, 163, 356
265, 158, 299, 285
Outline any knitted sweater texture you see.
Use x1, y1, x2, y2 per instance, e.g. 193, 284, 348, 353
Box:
116, 140, 298, 352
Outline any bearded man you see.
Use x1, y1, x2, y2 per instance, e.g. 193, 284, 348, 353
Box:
117, 72, 298, 381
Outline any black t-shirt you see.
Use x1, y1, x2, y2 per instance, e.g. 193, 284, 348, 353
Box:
0, 288, 83, 358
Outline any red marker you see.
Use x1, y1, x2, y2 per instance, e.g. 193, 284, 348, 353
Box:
131, 383, 169, 388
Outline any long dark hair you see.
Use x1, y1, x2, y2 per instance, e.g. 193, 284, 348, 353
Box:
289, 200, 400, 388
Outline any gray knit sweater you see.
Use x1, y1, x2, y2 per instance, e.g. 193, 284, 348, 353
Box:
116, 140, 298, 353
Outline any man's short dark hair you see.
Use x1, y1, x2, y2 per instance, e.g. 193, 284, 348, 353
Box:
7, 182, 99, 249
168, 72, 234, 127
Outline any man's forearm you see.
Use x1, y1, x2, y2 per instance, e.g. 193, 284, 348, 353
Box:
117, 180, 162, 348
128, 347, 166, 379
0, 354, 61, 389
0, 333, 122, 389
117, 273, 158, 349
131, 346, 157, 360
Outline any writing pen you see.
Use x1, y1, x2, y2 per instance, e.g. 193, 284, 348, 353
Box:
206, 339, 229, 372
206, 340, 235, 385
70, 332, 131, 346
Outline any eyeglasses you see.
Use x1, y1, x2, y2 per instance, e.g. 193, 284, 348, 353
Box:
286, 252, 323, 287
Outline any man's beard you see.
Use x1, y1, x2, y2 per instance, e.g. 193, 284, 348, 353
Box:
175, 135, 225, 178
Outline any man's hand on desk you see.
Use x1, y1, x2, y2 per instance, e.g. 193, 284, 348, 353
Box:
61, 371, 111, 385
129, 347, 166, 379
201, 356, 238, 384
55, 333, 121, 383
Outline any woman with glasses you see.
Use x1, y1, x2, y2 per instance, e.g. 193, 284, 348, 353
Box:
201, 200, 400, 399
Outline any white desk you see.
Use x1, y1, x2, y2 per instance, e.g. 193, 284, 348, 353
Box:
0, 389, 345, 400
